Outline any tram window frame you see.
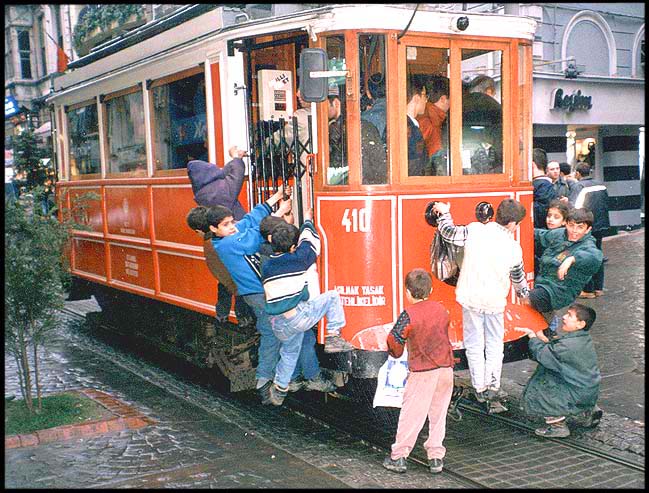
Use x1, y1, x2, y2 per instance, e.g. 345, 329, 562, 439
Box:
397, 37, 452, 185
395, 36, 512, 185
358, 32, 389, 186
517, 42, 533, 183
148, 66, 210, 176
450, 39, 511, 184
102, 84, 148, 178
322, 33, 352, 188
65, 99, 102, 181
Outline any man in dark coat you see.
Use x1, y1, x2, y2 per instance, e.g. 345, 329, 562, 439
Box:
532, 148, 557, 229
516, 303, 602, 438
569, 162, 610, 298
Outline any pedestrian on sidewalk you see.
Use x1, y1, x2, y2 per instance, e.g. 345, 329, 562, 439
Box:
515, 303, 602, 438
382, 269, 454, 475
569, 162, 610, 299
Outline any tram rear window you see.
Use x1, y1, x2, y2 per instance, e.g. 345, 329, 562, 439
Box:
66, 103, 101, 178
151, 72, 207, 170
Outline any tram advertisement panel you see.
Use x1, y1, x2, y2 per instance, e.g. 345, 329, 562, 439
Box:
317, 197, 397, 343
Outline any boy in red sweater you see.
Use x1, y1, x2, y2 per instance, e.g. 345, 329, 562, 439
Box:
383, 269, 455, 475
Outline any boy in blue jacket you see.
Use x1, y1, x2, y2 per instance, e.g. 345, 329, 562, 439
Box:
261, 209, 354, 406
207, 186, 291, 401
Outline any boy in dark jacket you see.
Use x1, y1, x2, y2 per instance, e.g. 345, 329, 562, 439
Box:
260, 211, 353, 406
516, 303, 602, 438
382, 269, 454, 475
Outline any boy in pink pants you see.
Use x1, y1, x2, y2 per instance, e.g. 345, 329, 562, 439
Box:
382, 269, 455, 474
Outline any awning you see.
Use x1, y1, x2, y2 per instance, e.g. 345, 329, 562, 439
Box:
34, 120, 52, 136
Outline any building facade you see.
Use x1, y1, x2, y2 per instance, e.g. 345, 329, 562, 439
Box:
465, 3, 645, 229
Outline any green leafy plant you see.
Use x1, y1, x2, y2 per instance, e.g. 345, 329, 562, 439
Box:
5, 191, 98, 415
73, 4, 145, 55
12, 130, 53, 205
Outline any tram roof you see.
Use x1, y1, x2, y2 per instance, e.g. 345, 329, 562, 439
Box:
49, 4, 536, 104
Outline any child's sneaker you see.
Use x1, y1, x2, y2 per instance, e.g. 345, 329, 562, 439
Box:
429, 458, 443, 474
287, 378, 305, 392
382, 456, 407, 473
535, 422, 570, 438
473, 389, 488, 403
268, 383, 288, 406
303, 373, 337, 392
324, 334, 355, 353
582, 405, 603, 428
487, 400, 508, 414
258, 381, 273, 405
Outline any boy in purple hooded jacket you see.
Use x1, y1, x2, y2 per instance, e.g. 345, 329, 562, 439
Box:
187, 146, 254, 328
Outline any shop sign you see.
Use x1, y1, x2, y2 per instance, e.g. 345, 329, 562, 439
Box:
5, 96, 21, 119
551, 88, 592, 112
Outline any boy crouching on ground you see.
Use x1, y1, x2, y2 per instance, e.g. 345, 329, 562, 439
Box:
261, 208, 354, 406
516, 303, 602, 438
383, 269, 455, 475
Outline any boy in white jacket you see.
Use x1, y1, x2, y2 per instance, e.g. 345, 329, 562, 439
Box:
433, 199, 530, 411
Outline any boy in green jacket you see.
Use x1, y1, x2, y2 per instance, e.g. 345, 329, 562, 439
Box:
516, 303, 602, 438
524, 208, 603, 336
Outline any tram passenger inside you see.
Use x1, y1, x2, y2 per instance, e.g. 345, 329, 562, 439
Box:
417, 76, 450, 176
360, 73, 388, 185
361, 73, 387, 141
327, 86, 348, 185
406, 77, 428, 176
462, 75, 503, 175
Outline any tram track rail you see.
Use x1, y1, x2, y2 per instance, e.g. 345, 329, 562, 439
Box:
456, 401, 645, 473
59, 306, 644, 488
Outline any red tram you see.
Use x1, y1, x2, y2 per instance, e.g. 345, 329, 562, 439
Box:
50, 5, 547, 390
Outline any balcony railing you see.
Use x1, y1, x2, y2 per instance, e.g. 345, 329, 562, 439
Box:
73, 4, 146, 57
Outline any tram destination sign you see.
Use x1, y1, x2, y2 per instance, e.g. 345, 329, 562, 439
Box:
551, 88, 592, 112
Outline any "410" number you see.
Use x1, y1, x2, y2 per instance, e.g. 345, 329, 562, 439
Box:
341, 208, 370, 233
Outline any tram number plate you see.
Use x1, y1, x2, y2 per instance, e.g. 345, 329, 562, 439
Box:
341, 208, 370, 233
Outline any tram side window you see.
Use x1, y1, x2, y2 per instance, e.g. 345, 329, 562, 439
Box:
66, 103, 101, 178
325, 35, 348, 186
461, 49, 504, 175
152, 72, 207, 170
105, 90, 147, 175
405, 46, 451, 177
359, 34, 388, 185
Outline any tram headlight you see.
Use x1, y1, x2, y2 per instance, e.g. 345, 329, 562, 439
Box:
450, 16, 470, 32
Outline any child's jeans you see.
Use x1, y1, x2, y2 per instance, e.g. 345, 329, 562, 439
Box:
270, 290, 345, 388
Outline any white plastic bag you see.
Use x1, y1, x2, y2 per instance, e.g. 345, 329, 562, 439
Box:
372, 348, 409, 408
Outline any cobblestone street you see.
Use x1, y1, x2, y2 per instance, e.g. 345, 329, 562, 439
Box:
5, 230, 644, 488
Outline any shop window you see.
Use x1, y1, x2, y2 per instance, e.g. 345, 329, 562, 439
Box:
404, 45, 451, 177
67, 103, 101, 178
461, 49, 503, 175
104, 89, 147, 174
359, 33, 388, 185
18, 30, 32, 79
151, 71, 207, 170
325, 35, 348, 185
